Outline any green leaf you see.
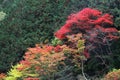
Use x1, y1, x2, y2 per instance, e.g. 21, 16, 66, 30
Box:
0, 11, 6, 21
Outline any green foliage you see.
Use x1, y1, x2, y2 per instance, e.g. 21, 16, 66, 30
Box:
110, 39, 120, 68
0, 0, 120, 77
0, 11, 6, 21
0, 0, 89, 73
51, 37, 63, 46
77, 40, 85, 53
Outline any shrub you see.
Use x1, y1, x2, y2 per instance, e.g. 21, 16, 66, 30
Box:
5, 33, 86, 80
5, 44, 65, 80
104, 69, 120, 80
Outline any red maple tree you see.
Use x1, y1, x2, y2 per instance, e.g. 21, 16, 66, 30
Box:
54, 8, 119, 58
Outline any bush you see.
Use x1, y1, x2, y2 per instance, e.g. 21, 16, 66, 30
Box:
104, 69, 120, 80
5, 37, 85, 80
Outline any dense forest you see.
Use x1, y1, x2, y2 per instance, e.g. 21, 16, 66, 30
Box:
0, 0, 120, 80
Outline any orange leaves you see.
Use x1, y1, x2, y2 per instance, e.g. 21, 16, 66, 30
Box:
27, 47, 41, 54
0, 73, 6, 80
105, 69, 120, 80
45, 45, 54, 52
17, 44, 66, 78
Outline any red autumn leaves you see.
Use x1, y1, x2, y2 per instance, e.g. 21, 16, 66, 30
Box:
55, 8, 118, 40
55, 8, 119, 58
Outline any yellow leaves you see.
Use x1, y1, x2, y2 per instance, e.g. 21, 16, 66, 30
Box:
78, 46, 85, 53
5, 64, 24, 80
64, 33, 85, 55
77, 40, 85, 48
62, 39, 85, 54
8, 69, 22, 78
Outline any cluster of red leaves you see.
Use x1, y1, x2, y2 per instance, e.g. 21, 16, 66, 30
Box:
55, 8, 118, 40
55, 8, 119, 58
